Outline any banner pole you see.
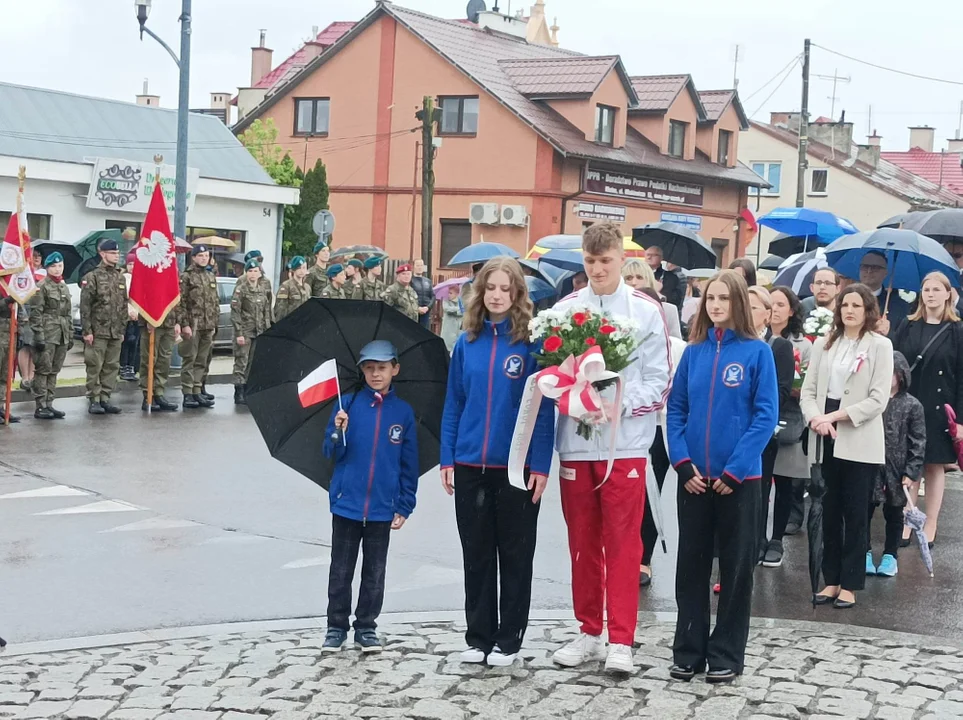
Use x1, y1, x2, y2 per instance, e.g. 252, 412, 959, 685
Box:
146, 328, 155, 411
4, 308, 17, 425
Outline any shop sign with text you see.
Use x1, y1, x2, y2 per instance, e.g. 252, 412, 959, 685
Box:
577, 201, 626, 222
86, 158, 200, 215
585, 168, 703, 208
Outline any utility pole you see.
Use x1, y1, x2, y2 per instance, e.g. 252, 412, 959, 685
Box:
175, 0, 191, 243
795, 38, 811, 209
813, 68, 850, 121
957, 99, 963, 139
415, 97, 440, 276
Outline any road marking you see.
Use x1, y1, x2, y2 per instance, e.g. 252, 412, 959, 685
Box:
282, 553, 331, 569
34, 500, 142, 516
101, 517, 201, 533
0, 485, 90, 500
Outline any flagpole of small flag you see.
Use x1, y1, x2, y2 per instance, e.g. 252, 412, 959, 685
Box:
3, 167, 26, 426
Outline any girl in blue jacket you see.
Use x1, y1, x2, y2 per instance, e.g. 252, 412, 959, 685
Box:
440, 257, 555, 668
666, 270, 779, 685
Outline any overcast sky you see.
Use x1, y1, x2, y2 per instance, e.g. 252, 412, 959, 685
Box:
3, 0, 961, 152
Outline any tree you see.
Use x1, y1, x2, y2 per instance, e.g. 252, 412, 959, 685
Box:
238, 118, 300, 187
284, 159, 330, 257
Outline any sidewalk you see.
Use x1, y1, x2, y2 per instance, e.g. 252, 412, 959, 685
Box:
2, 616, 962, 719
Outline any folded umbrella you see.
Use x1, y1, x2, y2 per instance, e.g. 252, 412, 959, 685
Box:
807, 437, 827, 607
448, 242, 518, 267
774, 249, 828, 298
645, 456, 667, 555
632, 222, 715, 269
433, 276, 469, 300
903, 486, 933, 577
246, 299, 449, 489
758, 207, 858, 243
31, 241, 83, 280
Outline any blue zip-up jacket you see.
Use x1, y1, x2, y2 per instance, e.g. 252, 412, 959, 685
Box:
667, 328, 778, 488
441, 318, 555, 476
323, 386, 419, 522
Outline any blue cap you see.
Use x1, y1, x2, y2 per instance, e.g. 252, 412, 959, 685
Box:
313, 240, 329, 254
357, 340, 398, 365
244, 250, 263, 262
347, 258, 363, 269
191, 244, 210, 256
98, 238, 119, 252
363, 256, 382, 270
326, 263, 344, 278
43, 251, 64, 267
288, 255, 306, 270
244, 259, 260, 271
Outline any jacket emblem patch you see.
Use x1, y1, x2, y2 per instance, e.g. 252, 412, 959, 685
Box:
722, 362, 745, 387
388, 424, 403, 444
504, 354, 524, 379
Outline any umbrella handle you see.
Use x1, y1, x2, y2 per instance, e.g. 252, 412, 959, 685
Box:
902, 484, 917, 512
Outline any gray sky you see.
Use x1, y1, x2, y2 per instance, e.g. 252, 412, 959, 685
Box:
3, 0, 961, 151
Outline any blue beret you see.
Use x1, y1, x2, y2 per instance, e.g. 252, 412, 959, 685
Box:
363, 256, 382, 270
288, 255, 306, 270
313, 240, 330, 254
192, 244, 210, 256
326, 263, 344, 278
244, 250, 263, 262
99, 239, 119, 252
244, 259, 260, 271
43, 251, 64, 267
347, 258, 363, 269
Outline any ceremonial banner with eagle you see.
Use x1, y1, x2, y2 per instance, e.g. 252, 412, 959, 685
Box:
129, 177, 180, 326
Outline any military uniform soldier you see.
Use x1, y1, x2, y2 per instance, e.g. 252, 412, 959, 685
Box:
383, 263, 420, 321
343, 259, 364, 300
360, 256, 387, 301
274, 255, 311, 320
80, 238, 129, 415
231, 259, 273, 404
178, 244, 219, 409
306, 240, 331, 298
320, 263, 348, 299
245, 249, 274, 316
139, 310, 180, 412
0, 296, 19, 423
28, 252, 73, 419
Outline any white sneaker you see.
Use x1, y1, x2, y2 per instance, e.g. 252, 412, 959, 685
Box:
604, 643, 635, 674
552, 633, 606, 667
486, 645, 516, 667
460, 647, 486, 663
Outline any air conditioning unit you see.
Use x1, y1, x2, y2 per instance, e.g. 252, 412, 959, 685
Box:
470, 203, 500, 225
501, 204, 528, 226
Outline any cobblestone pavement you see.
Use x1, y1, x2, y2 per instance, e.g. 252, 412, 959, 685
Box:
2, 619, 963, 719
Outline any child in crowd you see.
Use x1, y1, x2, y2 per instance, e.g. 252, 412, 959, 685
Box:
321, 340, 419, 654
867, 351, 925, 577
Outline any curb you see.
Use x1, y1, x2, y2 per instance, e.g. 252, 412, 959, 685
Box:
8, 374, 235, 404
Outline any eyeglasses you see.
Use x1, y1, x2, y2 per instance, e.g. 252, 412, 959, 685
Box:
812, 280, 837, 287
859, 264, 886, 272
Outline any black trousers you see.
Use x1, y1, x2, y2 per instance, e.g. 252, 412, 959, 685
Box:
757, 439, 779, 554
674, 477, 759, 674
770, 476, 795, 542
454, 464, 539, 655
868, 503, 903, 558
120, 322, 140, 368
327, 514, 391, 631
641, 427, 671, 566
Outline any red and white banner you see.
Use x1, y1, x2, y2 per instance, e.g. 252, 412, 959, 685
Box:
298, 358, 340, 408
129, 178, 181, 327
0, 195, 36, 303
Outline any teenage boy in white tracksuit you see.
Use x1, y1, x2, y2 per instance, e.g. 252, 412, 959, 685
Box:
551, 222, 672, 674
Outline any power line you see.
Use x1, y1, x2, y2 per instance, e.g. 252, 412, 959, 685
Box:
742, 54, 802, 104
750, 57, 801, 119
812, 43, 963, 87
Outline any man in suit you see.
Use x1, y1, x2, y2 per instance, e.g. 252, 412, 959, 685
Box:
859, 251, 911, 336
645, 246, 683, 310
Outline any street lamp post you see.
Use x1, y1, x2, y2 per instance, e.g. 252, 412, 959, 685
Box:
134, 0, 191, 243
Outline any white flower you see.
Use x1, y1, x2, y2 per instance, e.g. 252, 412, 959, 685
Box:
898, 290, 917, 303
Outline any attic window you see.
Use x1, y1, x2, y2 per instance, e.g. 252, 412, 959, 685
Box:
438, 96, 479, 135
717, 130, 732, 166
595, 105, 616, 146
668, 120, 687, 158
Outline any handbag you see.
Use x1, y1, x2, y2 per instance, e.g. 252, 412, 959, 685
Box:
907, 322, 952, 373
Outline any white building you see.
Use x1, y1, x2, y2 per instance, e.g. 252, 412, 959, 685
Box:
739, 113, 962, 261
0, 82, 298, 284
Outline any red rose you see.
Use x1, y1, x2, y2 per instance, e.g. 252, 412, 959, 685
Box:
573, 312, 588, 327
585, 337, 597, 346
552, 326, 561, 332
599, 324, 615, 335
543, 335, 563, 353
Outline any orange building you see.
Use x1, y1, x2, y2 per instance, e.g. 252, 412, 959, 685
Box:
233, 3, 766, 269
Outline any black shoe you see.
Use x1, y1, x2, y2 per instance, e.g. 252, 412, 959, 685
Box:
784, 521, 802, 536
34, 407, 55, 420
669, 664, 703, 681
183, 394, 200, 409
899, 537, 911, 548
142, 397, 161, 412
833, 597, 856, 609
763, 540, 784, 568
813, 592, 837, 606
706, 668, 737, 684
0, 406, 20, 423
234, 385, 247, 405
88, 401, 106, 415
48, 405, 65, 419
155, 396, 178, 412
200, 387, 214, 401
639, 567, 652, 587
0, 636, 6, 648
196, 393, 215, 408
100, 400, 121, 414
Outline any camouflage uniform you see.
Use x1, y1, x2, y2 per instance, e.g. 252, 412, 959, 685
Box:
320, 282, 348, 300
383, 281, 420, 321
80, 263, 128, 403
360, 276, 387, 301
343, 276, 363, 300
306, 264, 329, 298
231, 279, 272, 384
139, 312, 178, 403
28, 278, 73, 410
0, 298, 15, 418
178, 264, 220, 398
274, 277, 311, 320
259, 274, 274, 321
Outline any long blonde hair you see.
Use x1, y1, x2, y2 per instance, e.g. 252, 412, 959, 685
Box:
621, 258, 657, 289
462, 257, 533, 344
688, 270, 756, 343
907, 271, 960, 323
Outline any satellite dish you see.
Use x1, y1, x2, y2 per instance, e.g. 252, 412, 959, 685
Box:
467, 0, 486, 23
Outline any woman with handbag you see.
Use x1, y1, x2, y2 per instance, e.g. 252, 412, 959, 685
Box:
892, 270, 963, 546
801, 284, 893, 609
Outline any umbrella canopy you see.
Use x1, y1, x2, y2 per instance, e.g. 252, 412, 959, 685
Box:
525, 275, 557, 304
518, 257, 563, 286
632, 222, 716, 269
527, 235, 646, 259
448, 242, 518, 267
539, 249, 585, 274
433, 276, 469, 300
824, 228, 961, 291
193, 235, 236, 249
757, 207, 859, 243
330, 245, 388, 260
225, 252, 247, 267
878, 212, 916, 229
759, 254, 786, 271
246, 299, 449, 489
895, 208, 963, 245
72, 229, 124, 283
767, 233, 829, 257
31, 241, 83, 280
773, 249, 828, 298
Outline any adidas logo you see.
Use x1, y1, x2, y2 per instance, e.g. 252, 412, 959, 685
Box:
627, 468, 639, 479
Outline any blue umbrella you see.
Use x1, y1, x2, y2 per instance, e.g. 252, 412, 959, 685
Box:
447, 242, 518, 267
532, 235, 582, 251
538, 249, 584, 274
758, 207, 859, 250
824, 228, 961, 292
525, 276, 557, 304
519, 257, 566, 286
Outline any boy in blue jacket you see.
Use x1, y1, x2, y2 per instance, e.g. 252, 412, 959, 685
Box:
321, 340, 419, 654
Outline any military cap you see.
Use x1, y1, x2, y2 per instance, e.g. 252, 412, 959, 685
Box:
347, 258, 363, 269
396, 263, 412, 274
326, 263, 344, 278
288, 255, 306, 270
98, 238, 119, 252
191, 243, 210, 256
43, 251, 64, 267
363, 256, 383, 270
244, 259, 261, 271
244, 250, 263, 263
313, 239, 330, 254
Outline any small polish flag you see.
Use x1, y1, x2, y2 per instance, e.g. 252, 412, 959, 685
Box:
298, 358, 341, 408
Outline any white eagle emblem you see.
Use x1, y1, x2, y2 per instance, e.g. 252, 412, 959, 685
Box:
136, 231, 174, 272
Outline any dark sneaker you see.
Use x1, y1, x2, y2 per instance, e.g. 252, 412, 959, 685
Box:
355, 629, 382, 654
88, 401, 106, 415
321, 628, 347, 653
48, 405, 66, 419
183, 394, 200, 409
707, 668, 737, 684
100, 400, 122, 414
763, 540, 784, 568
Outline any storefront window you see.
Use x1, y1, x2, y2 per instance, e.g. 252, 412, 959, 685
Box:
188, 226, 247, 276
105, 220, 141, 256
0, 212, 51, 240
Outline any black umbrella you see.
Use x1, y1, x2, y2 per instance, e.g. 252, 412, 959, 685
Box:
878, 212, 916, 229
894, 208, 963, 245
807, 438, 827, 608
767, 233, 827, 257
773, 249, 828, 299
632, 222, 716, 269
759, 254, 786, 271
246, 299, 449, 489
32, 241, 84, 280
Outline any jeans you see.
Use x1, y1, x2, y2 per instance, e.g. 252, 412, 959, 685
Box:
327, 514, 391, 631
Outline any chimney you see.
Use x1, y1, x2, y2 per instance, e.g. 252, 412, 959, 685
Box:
947, 138, 963, 153
251, 30, 273, 86
209, 92, 230, 110
477, 10, 529, 39
135, 78, 160, 107
312, 25, 319, 38
867, 129, 882, 147
908, 126, 935, 152
856, 144, 880, 168
809, 120, 854, 157
769, 111, 801, 133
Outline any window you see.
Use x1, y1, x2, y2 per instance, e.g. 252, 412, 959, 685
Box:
717, 130, 732, 166
810, 168, 829, 195
188, 227, 247, 276
440, 219, 472, 266
668, 120, 687, 158
0, 212, 51, 240
294, 98, 330, 135
438, 97, 479, 135
749, 162, 782, 196
594, 105, 616, 145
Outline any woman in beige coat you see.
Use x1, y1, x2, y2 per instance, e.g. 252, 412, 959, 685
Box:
800, 283, 893, 609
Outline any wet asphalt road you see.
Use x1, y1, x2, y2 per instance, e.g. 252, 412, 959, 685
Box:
1, 385, 961, 643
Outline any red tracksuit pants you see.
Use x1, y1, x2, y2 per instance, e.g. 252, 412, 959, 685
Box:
559, 458, 647, 646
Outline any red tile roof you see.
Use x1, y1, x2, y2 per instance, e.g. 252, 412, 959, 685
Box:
498, 56, 619, 97
253, 21, 356, 93
880, 148, 963, 197
698, 89, 748, 129
629, 75, 688, 111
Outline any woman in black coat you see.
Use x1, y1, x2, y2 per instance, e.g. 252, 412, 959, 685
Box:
892, 271, 963, 545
